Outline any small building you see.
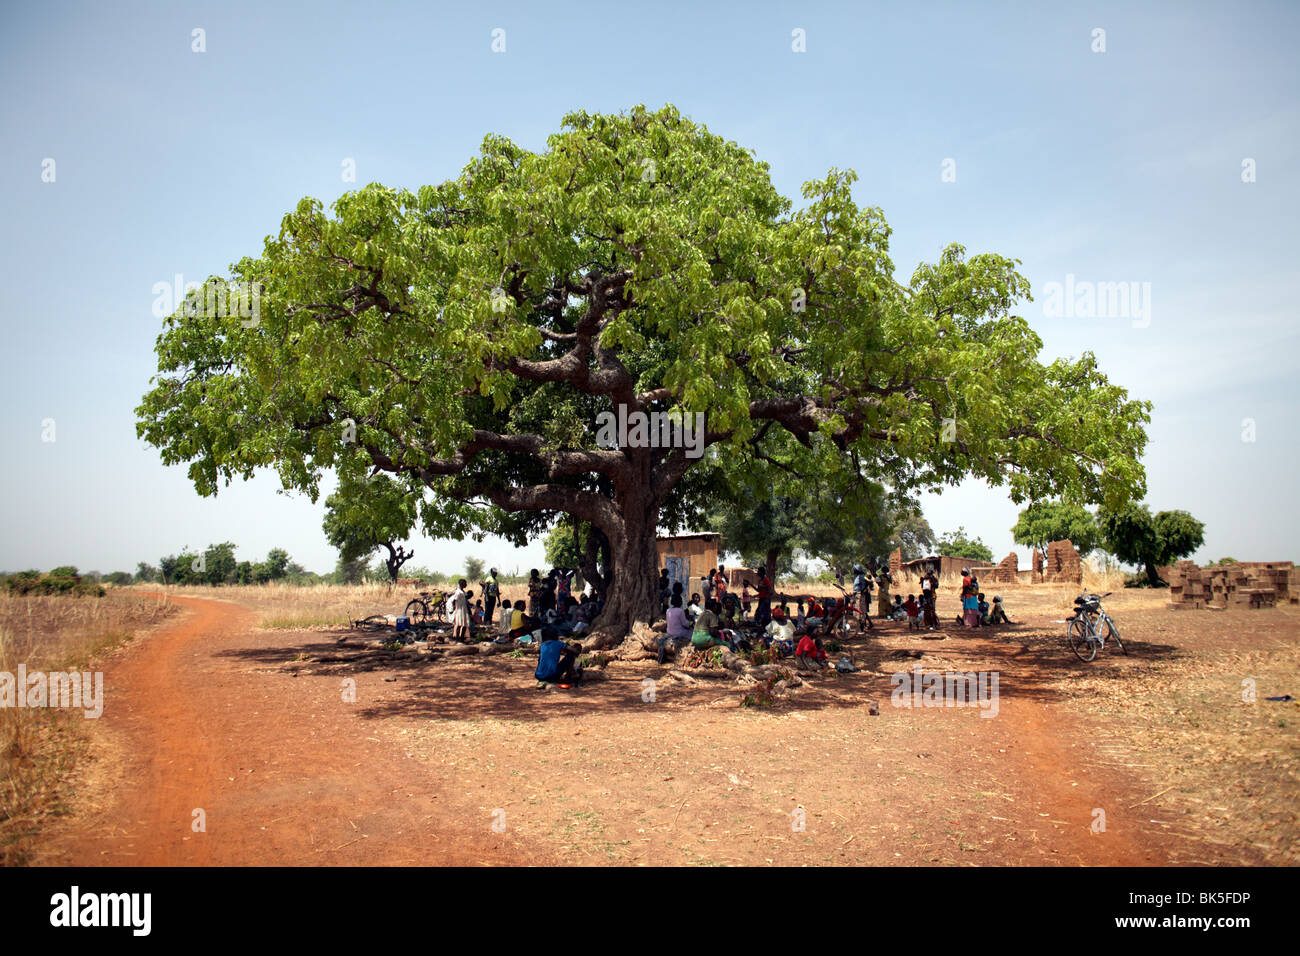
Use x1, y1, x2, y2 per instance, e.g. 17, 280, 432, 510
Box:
656, 533, 721, 594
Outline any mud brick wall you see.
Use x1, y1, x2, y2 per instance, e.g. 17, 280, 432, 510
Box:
1044, 539, 1083, 584
987, 551, 1019, 584
889, 548, 902, 576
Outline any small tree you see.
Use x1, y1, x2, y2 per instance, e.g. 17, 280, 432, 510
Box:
1099, 504, 1205, 586
323, 469, 419, 584
891, 512, 936, 562
264, 548, 291, 581
464, 555, 486, 582
1011, 500, 1101, 565
202, 542, 239, 585
936, 527, 994, 563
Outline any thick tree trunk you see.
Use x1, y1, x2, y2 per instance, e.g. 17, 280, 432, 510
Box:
586, 507, 660, 647
1144, 561, 1165, 588
765, 548, 779, 587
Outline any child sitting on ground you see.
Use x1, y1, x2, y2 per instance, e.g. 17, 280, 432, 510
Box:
764, 607, 797, 657
534, 626, 582, 687
796, 600, 806, 630
508, 601, 532, 639
495, 599, 514, 642
987, 595, 1012, 624
891, 594, 906, 621
903, 594, 921, 631
977, 592, 990, 625
795, 631, 829, 670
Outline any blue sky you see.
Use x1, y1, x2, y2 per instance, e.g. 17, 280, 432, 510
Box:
2, 0, 1297, 575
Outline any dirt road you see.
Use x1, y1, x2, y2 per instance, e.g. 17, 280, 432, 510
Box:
36, 594, 1178, 866
37, 595, 541, 865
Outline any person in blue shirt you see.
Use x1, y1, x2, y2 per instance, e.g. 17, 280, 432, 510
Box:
535, 627, 582, 686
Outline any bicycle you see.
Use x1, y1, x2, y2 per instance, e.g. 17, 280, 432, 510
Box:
823, 583, 872, 636
404, 588, 448, 626
1065, 592, 1127, 662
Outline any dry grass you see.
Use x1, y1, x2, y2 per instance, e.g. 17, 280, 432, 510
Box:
0, 588, 179, 864
162, 580, 547, 628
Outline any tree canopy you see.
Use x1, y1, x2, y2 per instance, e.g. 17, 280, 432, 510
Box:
137, 104, 1151, 636
322, 466, 419, 582
935, 526, 994, 563
1011, 500, 1102, 559
1099, 504, 1205, 586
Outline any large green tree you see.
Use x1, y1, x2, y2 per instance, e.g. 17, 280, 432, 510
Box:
1011, 500, 1102, 564
1099, 504, 1205, 586
137, 105, 1150, 638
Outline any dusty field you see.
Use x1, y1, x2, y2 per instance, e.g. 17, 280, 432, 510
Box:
27, 580, 1297, 866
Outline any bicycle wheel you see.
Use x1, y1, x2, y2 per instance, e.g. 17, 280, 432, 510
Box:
404, 599, 429, 625
1066, 617, 1097, 662
429, 594, 447, 622
1102, 616, 1127, 656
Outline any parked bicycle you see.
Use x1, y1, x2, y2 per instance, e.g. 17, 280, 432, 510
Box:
404, 588, 448, 625
824, 583, 872, 636
1065, 592, 1127, 662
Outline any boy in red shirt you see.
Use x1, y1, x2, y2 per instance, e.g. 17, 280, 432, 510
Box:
795, 632, 828, 670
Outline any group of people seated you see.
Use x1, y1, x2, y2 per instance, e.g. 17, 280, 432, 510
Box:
955, 567, 1013, 628
496, 591, 604, 643
650, 560, 1019, 664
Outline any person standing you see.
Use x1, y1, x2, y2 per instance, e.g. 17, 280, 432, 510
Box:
852, 565, 869, 619
876, 568, 892, 619
450, 578, 472, 642
527, 569, 542, 616
754, 566, 773, 627
482, 568, 500, 626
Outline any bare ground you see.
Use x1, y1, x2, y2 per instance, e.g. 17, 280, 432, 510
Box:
31, 586, 1298, 866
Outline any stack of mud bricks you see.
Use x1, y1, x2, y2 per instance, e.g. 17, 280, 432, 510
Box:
988, 552, 1018, 584
889, 548, 902, 577
1031, 549, 1044, 584
1044, 539, 1083, 584
1167, 561, 1297, 610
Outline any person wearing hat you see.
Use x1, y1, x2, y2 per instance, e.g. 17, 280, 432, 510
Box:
481, 568, 500, 625
764, 605, 796, 655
